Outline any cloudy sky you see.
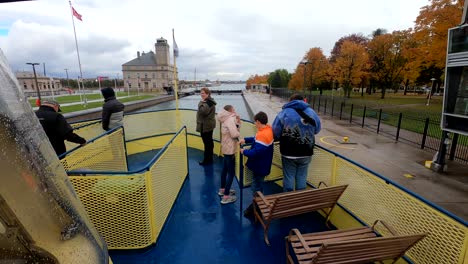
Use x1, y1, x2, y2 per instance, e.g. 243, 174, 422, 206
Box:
0, 0, 429, 81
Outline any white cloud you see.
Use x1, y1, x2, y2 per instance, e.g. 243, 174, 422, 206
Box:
0, 0, 428, 80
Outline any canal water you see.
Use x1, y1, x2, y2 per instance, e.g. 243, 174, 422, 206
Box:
140, 84, 253, 120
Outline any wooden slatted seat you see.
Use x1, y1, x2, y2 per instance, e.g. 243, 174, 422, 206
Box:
253, 184, 348, 245
286, 220, 426, 264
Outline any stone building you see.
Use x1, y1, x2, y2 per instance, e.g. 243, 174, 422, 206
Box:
122, 37, 175, 93
15, 71, 62, 97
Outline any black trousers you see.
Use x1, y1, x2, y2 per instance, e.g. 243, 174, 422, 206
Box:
200, 130, 214, 163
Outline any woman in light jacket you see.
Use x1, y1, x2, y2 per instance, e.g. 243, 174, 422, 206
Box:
216, 105, 240, 204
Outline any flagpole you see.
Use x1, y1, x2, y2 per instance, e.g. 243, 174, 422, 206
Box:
172, 29, 179, 111
69, 0, 85, 105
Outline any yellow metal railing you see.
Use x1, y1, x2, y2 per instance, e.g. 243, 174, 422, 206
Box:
65, 110, 467, 264
66, 125, 188, 249
307, 146, 467, 264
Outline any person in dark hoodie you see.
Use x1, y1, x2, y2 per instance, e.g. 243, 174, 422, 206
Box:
272, 94, 321, 192
101, 87, 124, 131
35, 100, 86, 156
196, 87, 217, 165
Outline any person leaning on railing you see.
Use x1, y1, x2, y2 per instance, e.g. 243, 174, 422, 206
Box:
35, 100, 86, 156
272, 94, 321, 192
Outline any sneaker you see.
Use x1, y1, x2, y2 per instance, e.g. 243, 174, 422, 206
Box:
218, 189, 236, 196
220, 195, 237, 205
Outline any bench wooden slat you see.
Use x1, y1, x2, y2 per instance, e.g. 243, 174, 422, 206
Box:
289, 227, 373, 242
292, 233, 377, 251
287, 228, 426, 264
253, 185, 348, 245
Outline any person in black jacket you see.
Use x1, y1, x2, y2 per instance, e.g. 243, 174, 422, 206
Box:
101, 87, 124, 131
35, 100, 86, 156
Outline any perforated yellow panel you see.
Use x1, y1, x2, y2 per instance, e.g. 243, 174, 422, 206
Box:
61, 128, 127, 172
69, 174, 153, 249
148, 129, 188, 240
66, 122, 103, 150
307, 148, 468, 264
124, 111, 178, 141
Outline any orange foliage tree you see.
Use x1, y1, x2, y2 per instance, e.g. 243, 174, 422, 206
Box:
333, 41, 369, 98
246, 74, 269, 87
413, 0, 464, 69
288, 48, 329, 95
368, 31, 415, 98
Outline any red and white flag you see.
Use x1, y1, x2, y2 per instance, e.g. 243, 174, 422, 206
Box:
72, 6, 82, 21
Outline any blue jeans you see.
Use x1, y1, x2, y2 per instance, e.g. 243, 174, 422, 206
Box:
220, 155, 235, 195
282, 156, 312, 192
251, 173, 265, 194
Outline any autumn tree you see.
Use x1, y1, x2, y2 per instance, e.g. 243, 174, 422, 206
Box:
246, 74, 269, 87
414, 0, 463, 69
368, 31, 414, 98
330, 34, 368, 63
333, 40, 369, 98
289, 48, 329, 95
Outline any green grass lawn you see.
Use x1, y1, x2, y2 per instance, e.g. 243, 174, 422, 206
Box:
28, 91, 144, 106
32, 94, 155, 113
58, 95, 154, 113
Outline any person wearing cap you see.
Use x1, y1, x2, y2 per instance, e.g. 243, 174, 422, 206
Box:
35, 100, 86, 156
101, 87, 124, 131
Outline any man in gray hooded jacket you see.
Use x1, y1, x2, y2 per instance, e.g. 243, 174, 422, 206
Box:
101, 87, 124, 131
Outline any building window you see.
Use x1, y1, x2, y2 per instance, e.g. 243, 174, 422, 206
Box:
152, 73, 155, 79
128, 74, 130, 79
145, 73, 148, 78
24, 83, 27, 89
153, 82, 156, 88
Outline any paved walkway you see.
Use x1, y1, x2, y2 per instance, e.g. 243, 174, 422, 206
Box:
243, 91, 468, 221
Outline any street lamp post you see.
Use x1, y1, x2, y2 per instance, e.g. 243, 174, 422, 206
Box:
426, 78, 436, 106
300, 59, 309, 98
26, 62, 41, 105
64, 68, 70, 87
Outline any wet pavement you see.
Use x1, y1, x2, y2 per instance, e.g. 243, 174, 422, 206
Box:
242, 90, 468, 221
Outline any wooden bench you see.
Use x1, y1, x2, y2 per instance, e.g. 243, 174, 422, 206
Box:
253, 184, 348, 245
286, 220, 426, 264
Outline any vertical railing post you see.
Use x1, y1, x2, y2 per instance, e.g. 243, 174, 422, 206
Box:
318, 96, 321, 113
312, 96, 316, 109
340, 102, 344, 120
331, 99, 335, 117
449, 133, 459, 161
362, 106, 366, 128
324, 98, 327, 115
421, 118, 430, 149
377, 109, 382, 134
349, 104, 354, 123
239, 151, 244, 221
396, 113, 403, 141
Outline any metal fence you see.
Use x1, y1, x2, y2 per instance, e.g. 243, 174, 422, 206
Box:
271, 88, 468, 164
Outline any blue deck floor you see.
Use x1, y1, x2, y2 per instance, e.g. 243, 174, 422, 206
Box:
109, 148, 330, 264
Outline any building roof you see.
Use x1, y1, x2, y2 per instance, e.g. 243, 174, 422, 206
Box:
122, 51, 157, 66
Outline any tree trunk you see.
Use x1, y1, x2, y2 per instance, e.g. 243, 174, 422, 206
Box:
381, 87, 386, 99
403, 79, 409, 95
